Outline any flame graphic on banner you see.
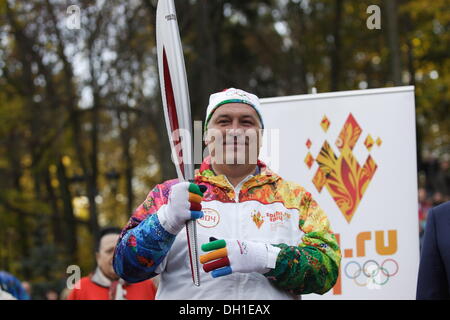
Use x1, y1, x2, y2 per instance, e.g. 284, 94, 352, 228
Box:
306, 114, 381, 223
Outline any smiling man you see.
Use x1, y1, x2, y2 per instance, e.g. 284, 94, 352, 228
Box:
204, 103, 262, 183
113, 88, 341, 299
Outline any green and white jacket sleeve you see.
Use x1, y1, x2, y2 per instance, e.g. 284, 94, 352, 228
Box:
264, 192, 341, 295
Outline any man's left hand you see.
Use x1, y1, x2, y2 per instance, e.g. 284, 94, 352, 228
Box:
199, 237, 277, 278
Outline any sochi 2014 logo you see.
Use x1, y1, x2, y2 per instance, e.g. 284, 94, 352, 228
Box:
304, 113, 399, 294
304, 113, 382, 223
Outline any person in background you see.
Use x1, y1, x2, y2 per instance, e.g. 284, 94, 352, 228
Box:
68, 227, 157, 300
432, 191, 445, 207
418, 187, 431, 233
418, 187, 432, 250
434, 159, 449, 197
45, 289, 59, 300
21, 281, 32, 299
0, 271, 30, 300
417, 201, 450, 299
59, 287, 71, 300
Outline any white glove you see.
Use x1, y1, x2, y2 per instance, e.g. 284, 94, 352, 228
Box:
200, 237, 281, 278
157, 182, 206, 235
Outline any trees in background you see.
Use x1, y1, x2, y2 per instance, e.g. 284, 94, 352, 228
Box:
0, 0, 448, 293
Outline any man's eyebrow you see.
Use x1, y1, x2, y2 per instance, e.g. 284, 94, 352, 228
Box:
213, 114, 257, 120
214, 114, 231, 120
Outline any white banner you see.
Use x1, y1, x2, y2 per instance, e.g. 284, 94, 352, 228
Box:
259, 86, 419, 299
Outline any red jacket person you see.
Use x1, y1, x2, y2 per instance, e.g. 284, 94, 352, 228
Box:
69, 227, 156, 300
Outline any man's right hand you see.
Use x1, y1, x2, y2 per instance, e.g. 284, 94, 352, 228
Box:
157, 182, 207, 235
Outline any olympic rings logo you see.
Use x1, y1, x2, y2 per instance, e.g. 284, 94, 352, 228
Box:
343, 259, 399, 288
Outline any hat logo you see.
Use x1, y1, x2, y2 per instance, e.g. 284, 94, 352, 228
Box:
224, 89, 251, 101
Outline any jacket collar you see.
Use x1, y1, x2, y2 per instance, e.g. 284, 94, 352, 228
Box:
91, 267, 115, 288
196, 156, 280, 192
90, 267, 127, 300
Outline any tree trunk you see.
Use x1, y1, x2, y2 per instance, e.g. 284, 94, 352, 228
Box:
330, 0, 343, 91
118, 109, 134, 216
88, 88, 101, 240
384, 0, 402, 85
7, 134, 31, 278
44, 167, 63, 246
57, 158, 78, 263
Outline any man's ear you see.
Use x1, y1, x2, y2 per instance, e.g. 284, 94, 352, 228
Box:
204, 130, 210, 145
204, 128, 216, 146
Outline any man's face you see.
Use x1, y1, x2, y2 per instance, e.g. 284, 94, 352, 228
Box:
205, 103, 262, 165
96, 234, 120, 280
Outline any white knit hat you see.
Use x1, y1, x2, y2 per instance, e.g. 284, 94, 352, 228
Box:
204, 88, 264, 132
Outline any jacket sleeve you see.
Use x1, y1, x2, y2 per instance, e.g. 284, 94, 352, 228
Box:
113, 181, 177, 283
416, 207, 449, 299
264, 191, 341, 295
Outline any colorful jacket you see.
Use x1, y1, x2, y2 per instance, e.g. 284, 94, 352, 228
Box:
113, 156, 341, 299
